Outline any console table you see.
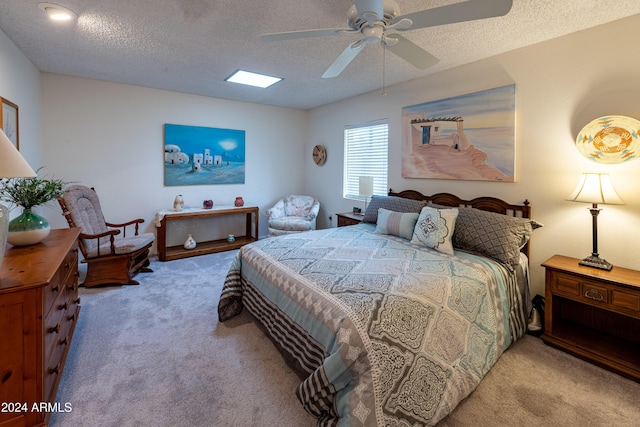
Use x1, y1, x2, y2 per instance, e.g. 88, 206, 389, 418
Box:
0, 228, 81, 427
155, 206, 259, 261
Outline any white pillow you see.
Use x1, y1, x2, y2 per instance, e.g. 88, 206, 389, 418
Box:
411, 206, 459, 255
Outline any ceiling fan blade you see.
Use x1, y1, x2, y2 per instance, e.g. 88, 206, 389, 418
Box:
261, 28, 355, 42
322, 42, 365, 78
395, 0, 513, 30
386, 35, 439, 70
353, 0, 384, 21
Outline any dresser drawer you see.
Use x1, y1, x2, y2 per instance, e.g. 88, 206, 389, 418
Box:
44, 246, 78, 315
44, 305, 79, 402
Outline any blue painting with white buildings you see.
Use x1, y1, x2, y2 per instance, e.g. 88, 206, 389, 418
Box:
164, 123, 245, 186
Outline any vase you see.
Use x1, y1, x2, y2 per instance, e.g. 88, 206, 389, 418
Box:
184, 234, 197, 250
227, 234, 235, 243
174, 195, 184, 211
7, 208, 51, 246
234, 197, 244, 207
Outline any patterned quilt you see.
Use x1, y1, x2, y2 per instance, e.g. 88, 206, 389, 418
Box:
218, 225, 528, 426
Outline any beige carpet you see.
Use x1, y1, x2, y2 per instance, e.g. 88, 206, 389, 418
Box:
51, 251, 640, 426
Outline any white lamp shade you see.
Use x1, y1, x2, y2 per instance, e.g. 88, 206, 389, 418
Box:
0, 129, 37, 178
567, 173, 624, 205
358, 176, 373, 197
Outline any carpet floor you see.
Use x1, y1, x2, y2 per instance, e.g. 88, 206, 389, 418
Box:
50, 251, 640, 426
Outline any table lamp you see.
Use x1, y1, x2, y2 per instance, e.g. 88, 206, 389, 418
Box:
359, 176, 373, 214
0, 128, 37, 266
567, 172, 623, 271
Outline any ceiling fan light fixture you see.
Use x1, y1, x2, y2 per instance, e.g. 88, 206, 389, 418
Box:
225, 70, 282, 89
38, 3, 77, 21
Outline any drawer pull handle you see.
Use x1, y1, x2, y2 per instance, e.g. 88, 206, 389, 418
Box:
49, 364, 61, 375
48, 323, 61, 334
59, 302, 69, 311
52, 285, 60, 292
74, 298, 81, 305
67, 283, 76, 291
584, 288, 604, 301
65, 262, 71, 269
60, 337, 69, 346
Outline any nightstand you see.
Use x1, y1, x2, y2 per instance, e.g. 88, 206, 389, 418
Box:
541, 255, 640, 382
336, 212, 363, 227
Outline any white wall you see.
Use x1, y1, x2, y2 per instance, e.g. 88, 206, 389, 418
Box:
40, 74, 308, 243
306, 14, 640, 297
0, 29, 42, 183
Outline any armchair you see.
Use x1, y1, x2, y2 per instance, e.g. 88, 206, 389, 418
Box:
58, 185, 154, 287
266, 195, 320, 236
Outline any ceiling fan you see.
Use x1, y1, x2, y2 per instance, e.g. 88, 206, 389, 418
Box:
261, 0, 513, 78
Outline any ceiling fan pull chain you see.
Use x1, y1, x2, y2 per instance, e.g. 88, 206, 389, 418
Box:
381, 44, 387, 96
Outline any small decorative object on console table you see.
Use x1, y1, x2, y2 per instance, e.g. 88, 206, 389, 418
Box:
173, 194, 184, 211
227, 234, 235, 243
184, 233, 197, 249
203, 199, 213, 209
337, 212, 363, 227
566, 173, 624, 270
542, 255, 640, 382
234, 196, 244, 207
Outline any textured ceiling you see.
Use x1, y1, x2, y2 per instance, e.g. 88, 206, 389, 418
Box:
2, 0, 640, 110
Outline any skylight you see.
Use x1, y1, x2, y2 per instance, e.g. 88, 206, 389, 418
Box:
225, 70, 282, 89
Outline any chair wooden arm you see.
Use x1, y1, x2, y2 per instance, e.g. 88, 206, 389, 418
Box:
79, 229, 120, 257
106, 218, 145, 237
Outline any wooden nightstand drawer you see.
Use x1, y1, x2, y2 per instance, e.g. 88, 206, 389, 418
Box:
337, 212, 363, 227
611, 288, 640, 314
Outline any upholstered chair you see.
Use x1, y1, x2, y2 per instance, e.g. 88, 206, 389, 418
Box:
58, 185, 154, 287
266, 195, 320, 236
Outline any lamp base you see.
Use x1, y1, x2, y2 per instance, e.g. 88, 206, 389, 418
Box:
579, 255, 613, 271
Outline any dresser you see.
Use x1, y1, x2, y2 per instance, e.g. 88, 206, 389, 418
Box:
0, 228, 81, 426
541, 255, 640, 382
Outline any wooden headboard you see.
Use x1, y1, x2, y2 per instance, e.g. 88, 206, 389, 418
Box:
388, 189, 532, 256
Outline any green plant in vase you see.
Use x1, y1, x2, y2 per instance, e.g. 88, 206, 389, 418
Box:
0, 170, 67, 246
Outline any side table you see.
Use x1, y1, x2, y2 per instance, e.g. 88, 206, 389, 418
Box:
541, 254, 640, 382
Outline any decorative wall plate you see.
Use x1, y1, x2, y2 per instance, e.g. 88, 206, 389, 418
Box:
575, 115, 640, 164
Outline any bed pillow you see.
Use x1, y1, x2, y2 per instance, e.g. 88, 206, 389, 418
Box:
410, 206, 458, 255
362, 195, 427, 224
453, 206, 543, 270
374, 208, 420, 240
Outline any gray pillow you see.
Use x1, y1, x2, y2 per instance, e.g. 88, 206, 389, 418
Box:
362, 195, 427, 224
453, 207, 543, 270
375, 208, 420, 240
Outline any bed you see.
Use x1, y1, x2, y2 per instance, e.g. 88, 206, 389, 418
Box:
218, 190, 541, 426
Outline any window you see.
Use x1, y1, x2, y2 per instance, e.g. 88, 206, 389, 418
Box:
343, 120, 388, 200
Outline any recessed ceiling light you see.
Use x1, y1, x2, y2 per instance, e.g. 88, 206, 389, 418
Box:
38, 3, 77, 21
225, 70, 282, 89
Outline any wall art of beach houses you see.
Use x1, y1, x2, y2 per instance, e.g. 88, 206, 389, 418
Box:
164, 123, 246, 186
401, 84, 516, 182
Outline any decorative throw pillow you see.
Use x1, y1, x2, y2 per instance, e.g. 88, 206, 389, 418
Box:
453, 207, 543, 270
362, 195, 427, 224
375, 208, 420, 240
410, 206, 459, 255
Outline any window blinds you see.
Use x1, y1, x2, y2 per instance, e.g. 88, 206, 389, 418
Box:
343, 120, 388, 200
